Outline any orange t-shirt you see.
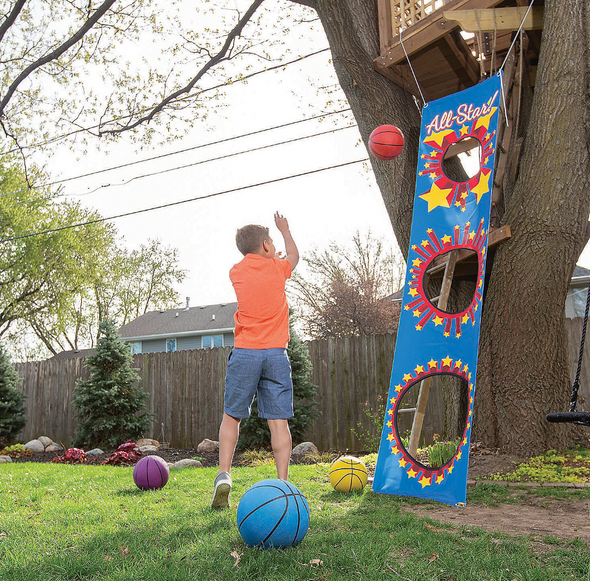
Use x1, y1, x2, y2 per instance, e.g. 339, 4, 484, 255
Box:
230, 254, 293, 349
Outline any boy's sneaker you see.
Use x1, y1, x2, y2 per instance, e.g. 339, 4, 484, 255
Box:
211, 471, 232, 509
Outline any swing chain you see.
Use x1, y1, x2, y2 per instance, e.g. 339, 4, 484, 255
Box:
570, 279, 590, 412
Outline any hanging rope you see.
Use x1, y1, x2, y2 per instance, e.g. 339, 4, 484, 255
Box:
474, 10, 486, 79
490, 9, 497, 76
498, 0, 535, 73
570, 281, 590, 412
399, 28, 427, 108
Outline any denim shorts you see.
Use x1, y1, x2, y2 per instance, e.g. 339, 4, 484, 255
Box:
224, 348, 294, 420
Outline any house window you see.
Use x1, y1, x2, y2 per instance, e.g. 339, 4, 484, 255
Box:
166, 338, 177, 353
202, 335, 223, 349
129, 342, 142, 355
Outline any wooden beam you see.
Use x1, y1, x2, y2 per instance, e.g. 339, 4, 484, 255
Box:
374, 61, 428, 101
443, 7, 545, 33
377, 0, 394, 54
443, 30, 481, 85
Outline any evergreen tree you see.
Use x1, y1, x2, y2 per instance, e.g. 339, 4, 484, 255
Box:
238, 315, 319, 449
72, 319, 151, 448
0, 344, 26, 447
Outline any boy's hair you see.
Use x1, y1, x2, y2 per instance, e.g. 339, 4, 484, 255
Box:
235, 224, 270, 255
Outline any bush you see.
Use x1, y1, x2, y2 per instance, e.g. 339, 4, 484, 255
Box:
0, 343, 26, 447
72, 319, 152, 449
237, 317, 319, 449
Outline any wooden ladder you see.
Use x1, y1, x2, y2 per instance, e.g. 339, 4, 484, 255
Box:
408, 249, 459, 458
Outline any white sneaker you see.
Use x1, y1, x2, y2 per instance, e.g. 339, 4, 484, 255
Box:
211, 471, 232, 508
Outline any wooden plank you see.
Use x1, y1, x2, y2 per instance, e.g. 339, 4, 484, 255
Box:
443, 30, 480, 85
378, 0, 395, 54
443, 7, 544, 32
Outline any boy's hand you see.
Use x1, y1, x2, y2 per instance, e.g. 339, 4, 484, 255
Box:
274, 211, 299, 270
274, 212, 290, 233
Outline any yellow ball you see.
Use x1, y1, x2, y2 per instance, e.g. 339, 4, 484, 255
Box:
329, 456, 368, 492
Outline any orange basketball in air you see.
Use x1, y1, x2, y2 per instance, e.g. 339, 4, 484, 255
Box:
368, 125, 404, 160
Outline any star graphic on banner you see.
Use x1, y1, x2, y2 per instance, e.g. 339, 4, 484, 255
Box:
447, 464, 454, 474
425, 129, 455, 147
441, 234, 452, 244
462, 314, 470, 324
415, 365, 425, 374
442, 356, 453, 367
419, 182, 453, 212
413, 309, 422, 318
460, 124, 469, 136
409, 288, 419, 298
412, 258, 423, 267
419, 474, 432, 488
403, 373, 413, 383
395, 384, 403, 393
428, 359, 438, 369
421, 239, 430, 248
474, 107, 498, 132
471, 169, 492, 202
434, 316, 444, 326
399, 457, 408, 468
387, 433, 394, 441
387, 420, 392, 428
436, 473, 445, 484
407, 468, 418, 478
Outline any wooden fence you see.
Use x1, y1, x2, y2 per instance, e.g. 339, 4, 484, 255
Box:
14, 321, 590, 451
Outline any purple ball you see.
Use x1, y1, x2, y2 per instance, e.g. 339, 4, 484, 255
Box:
133, 455, 170, 490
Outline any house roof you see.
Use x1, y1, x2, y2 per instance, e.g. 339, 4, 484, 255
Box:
118, 302, 237, 341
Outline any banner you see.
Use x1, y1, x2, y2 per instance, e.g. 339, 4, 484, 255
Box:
373, 75, 502, 506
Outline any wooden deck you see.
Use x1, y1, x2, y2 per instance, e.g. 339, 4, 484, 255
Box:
376, 0, 544, 102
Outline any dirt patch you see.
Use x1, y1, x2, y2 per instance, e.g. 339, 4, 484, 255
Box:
403, 497, 590, 542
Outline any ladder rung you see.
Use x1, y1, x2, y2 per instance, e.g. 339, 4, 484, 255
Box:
426, 262, 447, 275
430, 295, 440, 304
398, 408, 417, 414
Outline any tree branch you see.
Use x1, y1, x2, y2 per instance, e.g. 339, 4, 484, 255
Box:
0, 0, 27, 45
0, 0, 117, 118
100, 0, 265, 134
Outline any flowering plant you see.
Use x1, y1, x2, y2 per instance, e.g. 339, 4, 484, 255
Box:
51, 448, 88, 464
102, 440, 142, 466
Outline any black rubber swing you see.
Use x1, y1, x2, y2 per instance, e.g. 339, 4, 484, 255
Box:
546, 278, 590, 427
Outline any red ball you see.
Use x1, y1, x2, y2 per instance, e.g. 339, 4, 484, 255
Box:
368, 125, 404, 160
133, 455, 170, 490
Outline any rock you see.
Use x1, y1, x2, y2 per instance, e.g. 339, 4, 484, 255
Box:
23, 439, 44, 453
38, 436, 53, 448
291, 442, 319, 457
139, 445, 159, 454
137, 438, 160, 449
197, 439, 219, 453
171, 459, 202, 469
0, 456, 11, 463
45, 444, 63, 453
86, 448, 104, 458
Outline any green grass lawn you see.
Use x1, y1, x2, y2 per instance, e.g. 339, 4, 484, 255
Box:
0, 462, 589, 581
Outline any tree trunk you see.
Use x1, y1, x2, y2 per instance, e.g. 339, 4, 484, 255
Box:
294, 0, 590, 454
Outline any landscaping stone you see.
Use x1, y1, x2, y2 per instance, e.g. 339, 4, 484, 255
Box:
197, 439, 218, 453
139, 445, 159, 454
171, 459, 203, 469
0, 456, 11, 463
23, 439, 44, 453
86, 448, 105, 458
137, 438, 160, 449
38, 436, 53, 448
45, 444, 63, 453
291, 442, 319, 457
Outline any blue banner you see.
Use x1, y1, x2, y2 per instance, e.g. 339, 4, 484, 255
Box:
373, 75, 502, 506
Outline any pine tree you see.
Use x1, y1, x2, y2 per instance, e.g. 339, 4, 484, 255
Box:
0, 343, 26, 447
72, 319, 151, 448
238, 315, 319, 449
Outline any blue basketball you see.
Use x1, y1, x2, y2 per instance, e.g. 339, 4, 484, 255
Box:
236, 479, 310, 549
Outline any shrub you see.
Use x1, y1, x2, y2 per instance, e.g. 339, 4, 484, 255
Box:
72, 319, 152, 449
0, 343, 26, 447
52, 448, 89, 464
102, 440, 142, 465
0, 443, 33, 458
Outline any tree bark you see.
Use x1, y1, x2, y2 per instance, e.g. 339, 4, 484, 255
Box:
292, 0, 590, 454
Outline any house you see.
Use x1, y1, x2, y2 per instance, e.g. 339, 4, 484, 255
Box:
118, 300, 237, 354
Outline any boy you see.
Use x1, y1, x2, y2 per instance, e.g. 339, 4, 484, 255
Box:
211, 212, 299, 509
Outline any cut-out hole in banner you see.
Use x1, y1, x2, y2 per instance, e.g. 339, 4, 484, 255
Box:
442, 137, 482, 182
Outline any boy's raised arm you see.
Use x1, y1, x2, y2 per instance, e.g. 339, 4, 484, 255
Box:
274, 212, 299, 270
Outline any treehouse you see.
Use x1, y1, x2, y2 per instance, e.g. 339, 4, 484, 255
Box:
375, 0, 544, 102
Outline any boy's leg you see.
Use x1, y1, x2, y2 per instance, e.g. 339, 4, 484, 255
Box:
211, 413, 240, 509
267, 419, 292, 480
218, 412, 240, 474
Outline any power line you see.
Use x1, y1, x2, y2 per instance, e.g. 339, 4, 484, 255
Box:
1, 158, 369, 243
0, 112, 356, 206
3, 48, 333, 156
